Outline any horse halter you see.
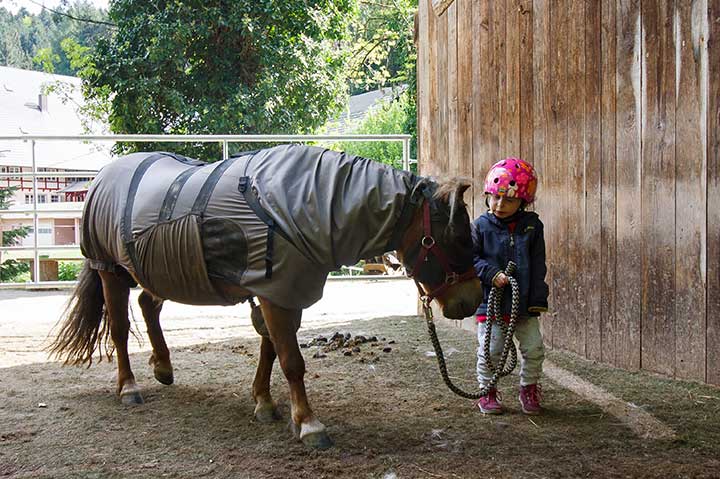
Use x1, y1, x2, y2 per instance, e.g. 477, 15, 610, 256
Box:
406, 198, 477, 307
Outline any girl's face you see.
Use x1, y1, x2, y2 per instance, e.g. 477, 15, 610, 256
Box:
488, 194, 522, 219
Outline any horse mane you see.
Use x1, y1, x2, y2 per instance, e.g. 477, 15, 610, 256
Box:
432, 176, 473, 204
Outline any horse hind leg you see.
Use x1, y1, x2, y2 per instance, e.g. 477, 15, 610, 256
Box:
98, 270, 143, 405
252, 336, 282, 422
258, 298, 333, 449
138, 290, 173, 385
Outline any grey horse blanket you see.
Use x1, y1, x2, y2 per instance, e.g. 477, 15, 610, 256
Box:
81, 144, 418, 309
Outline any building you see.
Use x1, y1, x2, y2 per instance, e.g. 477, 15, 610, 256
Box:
324, 85, 407, 134
0, 66, 113, 257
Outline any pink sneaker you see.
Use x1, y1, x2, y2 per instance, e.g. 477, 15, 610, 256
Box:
475, 388, 503, 414
519, 384, 542, 415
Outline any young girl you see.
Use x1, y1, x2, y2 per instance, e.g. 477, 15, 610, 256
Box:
472, 158, 549, 415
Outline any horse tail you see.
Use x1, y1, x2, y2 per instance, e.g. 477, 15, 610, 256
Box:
48, 261, 110, 366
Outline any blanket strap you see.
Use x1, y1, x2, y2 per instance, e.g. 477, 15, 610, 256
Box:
121, 152, 172, 286
238, 175, 275, 280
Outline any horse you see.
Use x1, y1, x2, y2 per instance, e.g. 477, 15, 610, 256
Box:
48, 144, 482, 449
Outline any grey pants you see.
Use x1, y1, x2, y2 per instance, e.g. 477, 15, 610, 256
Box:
476, 316, 545, 388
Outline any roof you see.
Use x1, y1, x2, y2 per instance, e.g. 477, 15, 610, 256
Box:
0, 66, 113, 171
56, 180, 92, 194
325, 85, 407, 134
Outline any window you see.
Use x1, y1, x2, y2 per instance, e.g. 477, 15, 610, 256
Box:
25, 194, 33, 204
37, 194, 47, 203
51, 195, 60, 203
38, 167, 58, 182
38, 227, 52, 234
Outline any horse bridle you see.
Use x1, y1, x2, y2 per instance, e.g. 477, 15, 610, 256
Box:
405, 198, 477, 307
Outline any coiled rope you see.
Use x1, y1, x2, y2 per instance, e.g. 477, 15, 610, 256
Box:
423, 261, 520, 399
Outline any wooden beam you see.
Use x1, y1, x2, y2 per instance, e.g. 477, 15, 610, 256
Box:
432, 0, 455, 17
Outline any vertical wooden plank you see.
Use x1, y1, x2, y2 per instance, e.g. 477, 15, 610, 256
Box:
641, 0, 676, 377
474, 0, 498, 215
418, 0, 432, 175
548, 0, 569, 349
566, 0, 587, 356
533, 0, 553, 345
585, 0, 604, 362
494, 0, 508, 155
519, 0, 534, 164
471, 0, 486, 216
447, 2, 460, 176
505, 0, 521, 155
674, 0, 708, 381
470, 0, 489, 217
615, 0, 642, 370
437, 7, 450, 174
457, 0, 474, 197
424, 0, 440, 176
707, 0, 720, 386
601, 0, 619, 366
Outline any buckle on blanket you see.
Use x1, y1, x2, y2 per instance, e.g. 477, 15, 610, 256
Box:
238, 176, 249, 193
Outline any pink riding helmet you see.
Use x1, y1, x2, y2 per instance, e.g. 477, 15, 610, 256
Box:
483, 157, 538, 204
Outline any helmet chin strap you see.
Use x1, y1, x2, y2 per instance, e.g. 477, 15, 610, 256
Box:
406, 200, 476, 307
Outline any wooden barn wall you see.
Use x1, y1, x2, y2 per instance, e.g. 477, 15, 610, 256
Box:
417, 0, 719, 385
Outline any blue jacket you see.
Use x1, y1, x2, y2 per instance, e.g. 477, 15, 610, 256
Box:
471, 211, 549, 317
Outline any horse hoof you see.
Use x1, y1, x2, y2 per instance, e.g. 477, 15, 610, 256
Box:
301, 431, 334, 449
120, 390, 144, 405
153, 367, 174, 385
289, 419, 333, 449
254, 404, 281, 423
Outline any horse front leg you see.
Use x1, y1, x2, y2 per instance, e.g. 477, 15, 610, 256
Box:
98, 271, 143, 405
252, 336, 282, 422
257, 298, 333, 449
138, 290, 173, 385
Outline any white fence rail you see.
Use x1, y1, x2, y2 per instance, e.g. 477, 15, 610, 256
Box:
0, 134, 412, 288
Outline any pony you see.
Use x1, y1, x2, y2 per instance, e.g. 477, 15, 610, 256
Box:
49, 144, 482, 449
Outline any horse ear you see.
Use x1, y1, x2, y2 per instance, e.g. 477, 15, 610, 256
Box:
448, 179, 471, 226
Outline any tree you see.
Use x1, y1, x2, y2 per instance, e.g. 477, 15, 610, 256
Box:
347, 0, 417, 95
341, 0, 418, 162
82, 0, 357, 159
0, 187, 30, 282
0, 2, 111, 76
330, 89, 414, 171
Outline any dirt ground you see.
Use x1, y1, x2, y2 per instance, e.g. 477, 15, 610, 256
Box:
1, 281, 720, 478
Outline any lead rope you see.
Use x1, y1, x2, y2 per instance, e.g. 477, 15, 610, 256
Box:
423, 261, 520, 399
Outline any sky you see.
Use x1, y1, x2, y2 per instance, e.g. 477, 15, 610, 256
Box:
0, 0, 109, 14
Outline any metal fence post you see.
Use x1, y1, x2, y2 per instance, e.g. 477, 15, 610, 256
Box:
31, 140, 40, 285
402, 137, 410, 171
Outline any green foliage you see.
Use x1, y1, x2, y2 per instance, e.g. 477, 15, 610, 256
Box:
0, 1, 111, 76
348, 0, 417, 94
0, 186, 30, 282
33, 46, 60, 72
0, 186, 29, 247
330, 89, 414, 171
83, 0, 357, 159
340, 0, 418, 163
58, 261, 83, 281
0, 259, 30, 283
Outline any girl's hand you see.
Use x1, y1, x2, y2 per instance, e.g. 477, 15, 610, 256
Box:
493, 273, 509, 288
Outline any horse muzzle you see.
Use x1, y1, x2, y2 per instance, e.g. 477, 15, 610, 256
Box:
436, 278, 483, 319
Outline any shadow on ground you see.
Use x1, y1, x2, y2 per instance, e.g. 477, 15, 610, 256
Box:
1, 315, 719, 478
